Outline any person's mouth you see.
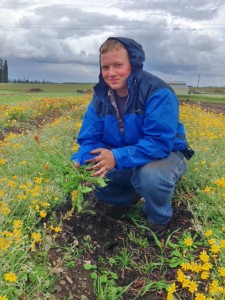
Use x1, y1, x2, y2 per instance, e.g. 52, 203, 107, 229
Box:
109, 79, 118, 84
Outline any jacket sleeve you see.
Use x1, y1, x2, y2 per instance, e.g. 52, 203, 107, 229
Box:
71, 101, 107, 165
112, 88, 179, 169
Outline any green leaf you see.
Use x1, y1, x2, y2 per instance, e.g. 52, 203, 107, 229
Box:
169, 257, 182, 268
90, 272, 97, 279
83, 263, 97, 270
108, 257, 116, 264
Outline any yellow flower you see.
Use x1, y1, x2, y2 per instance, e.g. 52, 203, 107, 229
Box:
199, 250, 209, 263
210, 244, 220, 254
190, 262, 201, 273
167, 283, 176, 294
4, 272, 17, 282
0, 296, 8, 300
40, 201, 50, 207
203, 186, 213, 194
188, 280, 198, 293
31, 232, 42, 242
201, 262, 213, 271
182, 278, 190, 288
0, 202, 11, 215
181, 262, 190, 271
75, 121, 81, 128
35, 177, 44, 184
177, 269, 186, 283
209, 280, 219, 293
205, 230, 213, 238
201, 271, 210, 280
220, 239, 225, 248
167, 293, 174, 300
214, 177, 225, 188
0, 189, 4, 197
13, 229, 22, 242
184, 237, 193, 247
0, 159, 6, 165
39, 210, 47, 218
72, 190, 78, 198
0, 238, 11, 251
72, 144, 79, 152
195, 293, 206, 300
7, 180, 16, 187
208, 239, 216, 245
13, 220, 23, 229
53, 227, 62, 233
218, 267, 225, 277
30, 241, 35, 251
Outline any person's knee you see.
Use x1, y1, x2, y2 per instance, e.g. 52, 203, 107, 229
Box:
133, 160, 176, 196
138, 162, 163, 189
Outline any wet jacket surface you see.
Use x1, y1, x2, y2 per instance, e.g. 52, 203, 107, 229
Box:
71, 37, 192, 169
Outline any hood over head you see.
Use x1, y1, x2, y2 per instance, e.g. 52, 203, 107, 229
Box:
101, 37, 145, 73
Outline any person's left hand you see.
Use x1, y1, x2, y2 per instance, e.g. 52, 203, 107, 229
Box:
85, 148, 116, 177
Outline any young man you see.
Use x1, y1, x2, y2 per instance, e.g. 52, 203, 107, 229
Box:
71, 37, 194, 239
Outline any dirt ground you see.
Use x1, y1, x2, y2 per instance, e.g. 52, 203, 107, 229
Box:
188, 101, 225, 116
47, 193, 193, 300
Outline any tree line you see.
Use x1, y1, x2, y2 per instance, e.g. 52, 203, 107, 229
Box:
0, 59, 8, 83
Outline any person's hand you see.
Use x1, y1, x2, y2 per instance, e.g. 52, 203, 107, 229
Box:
85, 148, 116, 177
73, 161, 80, 168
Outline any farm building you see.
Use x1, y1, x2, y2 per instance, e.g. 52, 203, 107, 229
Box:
166, 81, 189, 94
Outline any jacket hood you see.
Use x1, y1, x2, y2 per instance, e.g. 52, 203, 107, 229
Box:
106, 37, 145, 72
96, 37, 145, 92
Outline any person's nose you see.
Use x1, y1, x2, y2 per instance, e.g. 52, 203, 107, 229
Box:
108, 67, 116, 76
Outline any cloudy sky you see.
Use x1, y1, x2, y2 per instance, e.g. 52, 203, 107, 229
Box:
1, 0, 225, 86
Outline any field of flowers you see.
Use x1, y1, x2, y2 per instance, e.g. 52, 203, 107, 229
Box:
0, 89, 225, 300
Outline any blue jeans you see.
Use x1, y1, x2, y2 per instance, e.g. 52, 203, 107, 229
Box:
94, 151, 187, 225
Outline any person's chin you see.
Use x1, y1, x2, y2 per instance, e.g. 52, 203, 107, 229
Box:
108, 82, 120, 90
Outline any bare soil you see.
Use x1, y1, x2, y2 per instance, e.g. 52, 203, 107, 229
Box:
48, 193, 194, 300
187, 101, 225, 116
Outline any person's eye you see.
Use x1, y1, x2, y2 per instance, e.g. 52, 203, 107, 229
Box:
101, 66, 108, 71
116, 63, 122, 68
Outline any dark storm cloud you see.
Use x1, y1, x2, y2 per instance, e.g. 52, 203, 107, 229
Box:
12, 4, 148, 64
18, 4, 123, 38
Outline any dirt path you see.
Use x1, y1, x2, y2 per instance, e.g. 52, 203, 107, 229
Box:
185, 101, 225, 116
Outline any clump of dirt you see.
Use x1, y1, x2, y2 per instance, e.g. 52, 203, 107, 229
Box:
48, 192, 195, 300
27, 88, 43, 92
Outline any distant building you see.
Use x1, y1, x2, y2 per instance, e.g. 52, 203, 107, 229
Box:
167, 81, 189, 95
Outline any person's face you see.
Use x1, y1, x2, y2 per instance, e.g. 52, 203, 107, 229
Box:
100, 47, 131, 96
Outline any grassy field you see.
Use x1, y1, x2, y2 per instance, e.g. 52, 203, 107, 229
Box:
0, 83, 94, 93
1, 83, 225, 106
0, 84, 225, 299
0, 83, 94, 106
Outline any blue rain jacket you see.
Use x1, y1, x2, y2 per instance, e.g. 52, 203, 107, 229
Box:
71, 37, 193, 169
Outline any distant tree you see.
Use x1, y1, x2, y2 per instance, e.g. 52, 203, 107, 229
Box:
0, 58, 3, 82
2, 60, 8, 83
